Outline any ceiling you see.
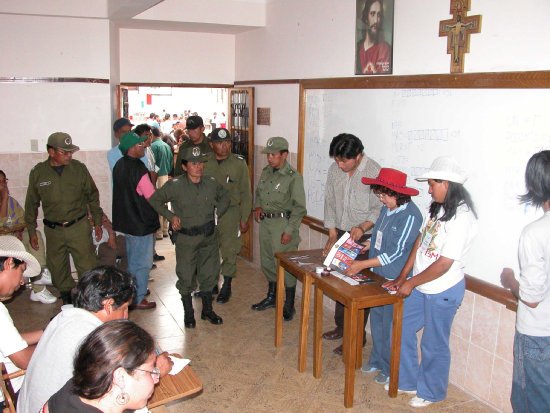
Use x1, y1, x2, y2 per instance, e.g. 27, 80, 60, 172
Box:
0, 0, 269, 34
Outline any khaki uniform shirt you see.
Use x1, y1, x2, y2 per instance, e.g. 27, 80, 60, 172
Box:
203, 152, 252, 223
254, 161, 307, 235
149, 174, 230, 229
24, 159, 103, 238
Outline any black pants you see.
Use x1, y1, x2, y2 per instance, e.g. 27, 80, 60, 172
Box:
333, 229, 371, 332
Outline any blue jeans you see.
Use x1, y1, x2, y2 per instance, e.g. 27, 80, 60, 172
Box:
367, 304, 394, 375
124, 233, 153, 304
511, 331, 550, 413
398, 279, 465, 402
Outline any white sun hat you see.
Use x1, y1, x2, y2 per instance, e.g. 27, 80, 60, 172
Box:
0, 235, 41, 277
416, 156, 467, 184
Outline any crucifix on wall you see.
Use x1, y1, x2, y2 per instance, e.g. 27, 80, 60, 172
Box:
439, 0, 481, 73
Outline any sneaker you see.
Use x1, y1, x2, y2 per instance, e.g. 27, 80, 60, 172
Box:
409, 396, 432, 408
30, 287, 58, 304
374, 372, 390, 384
34, 268, 53, 286
384, 382, 416, 395
360, 364, 379, 373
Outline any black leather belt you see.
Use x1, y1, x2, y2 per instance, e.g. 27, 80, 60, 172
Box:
43, 214, 86, 229
178, 221, 215, 236
261, 211, 290, 219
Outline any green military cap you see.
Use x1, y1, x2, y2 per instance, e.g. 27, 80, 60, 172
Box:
210, 128, 231, 142
47, 132, 79, 152
180, 146, 209, 162
119, 132, 147, 152
261, 136, 288, 153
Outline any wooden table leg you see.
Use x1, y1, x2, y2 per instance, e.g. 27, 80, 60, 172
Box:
313, 285, 323, 378
343, 305, 358, 408
388, 299, 403, 398
275, 259, 285, 347
298, 275, 312, 372
355, 308, 364, 369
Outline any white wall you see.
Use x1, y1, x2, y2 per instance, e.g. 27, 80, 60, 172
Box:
119, 29, 236, 84
0, 14, 115, 151
236, 0, 550, 151
0, 14, 110, 78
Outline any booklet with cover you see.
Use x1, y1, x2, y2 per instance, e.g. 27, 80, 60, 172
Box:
322, 232, 373, 285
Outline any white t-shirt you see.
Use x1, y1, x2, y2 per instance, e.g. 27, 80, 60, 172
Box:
516, 211, 550, 336
0, 302, 27, 399
17, 305, 102, 413
414, 203, 478, 294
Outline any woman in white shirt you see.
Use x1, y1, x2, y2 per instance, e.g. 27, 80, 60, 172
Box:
384, 157, 478, 408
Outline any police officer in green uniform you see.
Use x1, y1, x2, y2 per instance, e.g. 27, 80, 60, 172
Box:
203, 128, 252, 303
24, 132, 104, 304
174, 115, 213, 177
252, 137, 307, 321
149, 146, 230, 328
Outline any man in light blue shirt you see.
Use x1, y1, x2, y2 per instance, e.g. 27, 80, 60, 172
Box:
107, 118, 149, 172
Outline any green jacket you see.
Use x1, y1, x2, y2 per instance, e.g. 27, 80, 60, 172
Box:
254, 161, 307, 235
173, 137, 213, 176
203, 152, 252, 223
149, 174, 230, 229
24, 159, 103, 238
150, 138, 174, 176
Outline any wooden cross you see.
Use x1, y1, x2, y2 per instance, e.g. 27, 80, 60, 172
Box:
439, 0, 482, 73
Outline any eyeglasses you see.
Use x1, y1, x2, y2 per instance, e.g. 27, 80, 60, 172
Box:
134, 366, 160, 379
375, 192, 387, 199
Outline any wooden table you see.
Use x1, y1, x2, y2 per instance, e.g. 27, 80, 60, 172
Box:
312, 264, 403, 408
148, 356, 202, 409
274, 249, 321, 372
274, 249, 403, 408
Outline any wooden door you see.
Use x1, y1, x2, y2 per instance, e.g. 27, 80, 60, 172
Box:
228, 87, 254, 260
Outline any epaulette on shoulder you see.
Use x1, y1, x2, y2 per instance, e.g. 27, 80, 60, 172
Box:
235, 154, 245, 161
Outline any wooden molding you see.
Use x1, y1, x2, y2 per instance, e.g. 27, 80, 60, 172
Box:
234, 79, 300, 85
0, 77, 109, 84
301, 215, 518, 311
120, 82, 233, 88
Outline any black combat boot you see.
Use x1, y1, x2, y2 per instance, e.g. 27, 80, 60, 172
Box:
251, 281, 277, 311
60, 290, 73, 305
216, 276, 232, 303
201, 292, 223, 324
181, 294, 196, 328
283, 286, 296, 321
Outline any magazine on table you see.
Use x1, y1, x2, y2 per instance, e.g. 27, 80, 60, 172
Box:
322, 232, 374, 285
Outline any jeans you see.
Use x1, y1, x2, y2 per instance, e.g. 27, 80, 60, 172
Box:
367, 303, 394, 375
511, 331, 550, 413
125, 233, 154, 303
398, 279, 465, 402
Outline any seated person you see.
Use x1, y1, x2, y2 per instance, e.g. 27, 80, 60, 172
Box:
0, 235, 43, 404
43, 320, 159, 413
89, 213, 127, 271
17, 265, 173, 413
0, 170, 56, 304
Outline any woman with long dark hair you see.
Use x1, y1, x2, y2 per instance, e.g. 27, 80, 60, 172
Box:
384, 156, 478, 408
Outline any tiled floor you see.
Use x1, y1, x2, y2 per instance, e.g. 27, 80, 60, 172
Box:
6, 238, 496, 412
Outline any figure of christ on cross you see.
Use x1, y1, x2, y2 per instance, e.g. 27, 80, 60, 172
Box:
439, 0, 481, 73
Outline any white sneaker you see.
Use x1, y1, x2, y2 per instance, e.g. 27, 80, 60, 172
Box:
409, 396, 433, 408
30, 287, 58, 304
384, 382, 417, 395
34, 268, 53, 286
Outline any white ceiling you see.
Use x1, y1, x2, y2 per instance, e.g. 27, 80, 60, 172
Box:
0, 0, 269, 34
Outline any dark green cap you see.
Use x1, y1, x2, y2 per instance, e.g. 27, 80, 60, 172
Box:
119, 132, 147, 152
261, 136, 288, 153
180, 146, 208, 162
47, 132, 79, 152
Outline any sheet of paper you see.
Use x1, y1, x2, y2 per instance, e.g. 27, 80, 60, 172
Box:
169, 355, 191, 375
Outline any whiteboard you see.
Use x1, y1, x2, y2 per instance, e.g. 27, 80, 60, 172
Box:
303, 88, 550, 285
